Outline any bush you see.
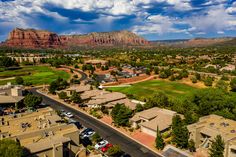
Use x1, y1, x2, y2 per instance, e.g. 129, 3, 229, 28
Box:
15, 76, 24, 85
204, 77, 213, 86
191, 76, 197, 83
107, 145, 122, 156
169, 75, 175, 81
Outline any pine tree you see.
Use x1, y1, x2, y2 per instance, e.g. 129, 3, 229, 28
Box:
172, 115, 189, 148
155, 126, 165, 150
209, 135, 225, 157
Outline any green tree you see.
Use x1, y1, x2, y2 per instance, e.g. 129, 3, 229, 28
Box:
111, 104, 133, 126
146, 68, 151, 75
24, 94, 42, 109
0, 139, 23, 157
216, 80, 228, 91
190, 76, 197, 83
135, 103, 144, 112
172, 115, 189, 148
107, 145, 122, 156
58, 91, 68, 100
154, 67, 159, 74
15, 76, 24, 85
92, 133, 102, 143
155, 126, 165, 150
230, 78, 236, 92
209, 135, 225, 157
204, 77, 213, 86
145, 92, 169, 109
70, 92, 82, 103
188, 139, 196, 152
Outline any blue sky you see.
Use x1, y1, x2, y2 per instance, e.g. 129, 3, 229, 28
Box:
0, 0, 236, 41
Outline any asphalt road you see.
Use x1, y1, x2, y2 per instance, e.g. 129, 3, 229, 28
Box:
31, 89, 160, 157
61, 66, 88, 81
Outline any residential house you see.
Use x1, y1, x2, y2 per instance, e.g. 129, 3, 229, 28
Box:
130, 107, 178, 137
0, 83, 24, 108
86, 92, 126, 108
187, 114, 236, 157
0, 107, 85, 157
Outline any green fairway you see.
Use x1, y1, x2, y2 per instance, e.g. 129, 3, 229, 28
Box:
0, 66, 70, 85
107, 80, 200, 101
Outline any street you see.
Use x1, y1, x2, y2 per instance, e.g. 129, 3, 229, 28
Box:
31, 89, 160, 157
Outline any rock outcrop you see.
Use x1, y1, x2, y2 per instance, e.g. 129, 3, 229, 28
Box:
4, 28, 62, 48
60, 30, 149, 46
3, 28, 149, 49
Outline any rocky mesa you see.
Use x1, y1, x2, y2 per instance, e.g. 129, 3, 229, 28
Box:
3, 28, 149, 49
60, 30, 149, 47
4, 28, 62, 49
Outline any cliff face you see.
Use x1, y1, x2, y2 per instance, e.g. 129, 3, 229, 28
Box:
60, 30, 149, 46
5, 28, 62, 48
4, 28, 149, 49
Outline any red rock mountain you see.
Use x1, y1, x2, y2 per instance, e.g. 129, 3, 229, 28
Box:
60, 30, 149, 46
4, 28, 62, 48
3, 28, 149, 49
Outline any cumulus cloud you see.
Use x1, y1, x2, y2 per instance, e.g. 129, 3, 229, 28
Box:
187, 5, 236, 34
132, 14, 186, 35
0, 0, 235, 40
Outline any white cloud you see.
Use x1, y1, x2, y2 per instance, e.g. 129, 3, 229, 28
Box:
132, 14, 186, 35
186, 5, 236, 33
226, 2, 236, 13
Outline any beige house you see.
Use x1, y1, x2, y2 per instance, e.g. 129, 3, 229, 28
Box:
130, 107, 178, 137
80, 89, 110, 101
85, 59, 107, 65
0, 107, 85, 157
60, 85, 91, 96
87, 92, 126, 107
106, 98, 137, 110
188, 114, 236, 157
0, 84, 24, 107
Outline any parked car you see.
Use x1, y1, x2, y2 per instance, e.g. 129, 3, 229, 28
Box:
68, 119, 83, 129
65, 112, 74, 118
101, 143, 113, 152
80, 131, 95, 139
94, 140, 109, 149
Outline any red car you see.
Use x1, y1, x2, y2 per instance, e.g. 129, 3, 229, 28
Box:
101, 143, 113, 152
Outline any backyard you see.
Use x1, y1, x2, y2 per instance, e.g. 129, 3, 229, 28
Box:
0, 66, 70, 85
107, 79, 201, 101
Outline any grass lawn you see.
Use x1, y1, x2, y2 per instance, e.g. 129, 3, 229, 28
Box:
107, 80, 200, 101
0, 66, 70, 85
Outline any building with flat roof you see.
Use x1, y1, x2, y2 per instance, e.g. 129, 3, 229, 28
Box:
131, 107, 178, 137
85, 59, 107, 65
0, 83, 24, 108
188, 114, 236, 157
0, 107, 85, 157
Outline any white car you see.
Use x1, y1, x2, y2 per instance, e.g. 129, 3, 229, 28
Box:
94, 140, 109, 149
65, 112, 74, 118
81, 131, 95, 139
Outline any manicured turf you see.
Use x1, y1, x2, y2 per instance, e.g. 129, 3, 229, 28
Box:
0, 66, 70, 85
107, 80, 200, 101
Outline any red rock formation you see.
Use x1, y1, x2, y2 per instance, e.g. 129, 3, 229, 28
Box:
5, 28, 62, 48
60, 30, 149, 46
3, 28, 149, 49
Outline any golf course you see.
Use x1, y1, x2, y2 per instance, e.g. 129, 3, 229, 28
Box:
0, 66, 70, 85
107, 79, 201, 101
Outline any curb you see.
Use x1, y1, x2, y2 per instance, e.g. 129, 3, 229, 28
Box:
36, 89, 164, 157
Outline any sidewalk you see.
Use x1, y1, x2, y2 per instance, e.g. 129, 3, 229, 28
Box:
37, 89, 164, 157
